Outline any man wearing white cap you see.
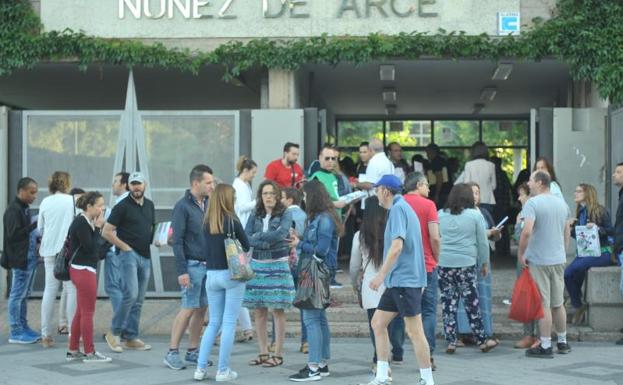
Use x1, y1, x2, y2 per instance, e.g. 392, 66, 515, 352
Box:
102, 172, 157, 353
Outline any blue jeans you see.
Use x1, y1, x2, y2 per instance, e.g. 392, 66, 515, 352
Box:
302, 309, 331, 365
112, 250, 151, 339
366, 308, 405, 362
104, 250, 124, 328
8, 256, 37, 334
422, 269, 439, 354
564, 253, 614, 308
198, 270, 246, 372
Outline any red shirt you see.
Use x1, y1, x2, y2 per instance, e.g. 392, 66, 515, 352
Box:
264, 159, 303, 188
403, 193, 439, 273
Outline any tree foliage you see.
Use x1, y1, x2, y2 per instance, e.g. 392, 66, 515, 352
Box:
1, 0, 622, 102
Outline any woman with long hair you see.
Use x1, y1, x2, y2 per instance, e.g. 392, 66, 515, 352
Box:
194, 184, 250, 382
288, 180, 343, 381
564, 183, 615, 324
349, 196, 404, 370
437, 184, 498, 354
66, 191, 111, 363
232, 156, 257, 343
244, 180, 294, 368
533, 157, 563, 201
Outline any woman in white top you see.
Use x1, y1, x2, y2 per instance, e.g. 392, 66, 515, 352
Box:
38, 171, 77, 347
457, 142, 497, 215
232, 156, 257, 342
349, 196, 404, 368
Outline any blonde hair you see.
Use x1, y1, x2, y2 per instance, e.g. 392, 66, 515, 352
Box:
206, 184, 236, 234
48, 171, 71, 194
576, 183, 604, 223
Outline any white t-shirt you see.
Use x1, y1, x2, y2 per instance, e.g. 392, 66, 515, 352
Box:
233, 177, 256, 228
37, 192, 75, 257
365, 152, 395, 184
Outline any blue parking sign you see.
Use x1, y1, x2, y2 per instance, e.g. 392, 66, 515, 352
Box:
498, 12, 520, 35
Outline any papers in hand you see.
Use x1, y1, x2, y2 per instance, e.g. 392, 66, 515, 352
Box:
153, 221, 171, 245
339, 190, 369, 204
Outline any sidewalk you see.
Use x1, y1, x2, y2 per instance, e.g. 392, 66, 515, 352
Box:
0, 336, 622, 385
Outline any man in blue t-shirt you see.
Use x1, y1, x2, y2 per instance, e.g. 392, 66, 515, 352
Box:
361, 175, 434, 385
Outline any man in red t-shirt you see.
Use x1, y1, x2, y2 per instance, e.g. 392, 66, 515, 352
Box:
403, 171, 441, 370
264, 142, 304, 189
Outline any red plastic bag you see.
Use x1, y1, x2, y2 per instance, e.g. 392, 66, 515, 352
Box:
508, 268, 544, 323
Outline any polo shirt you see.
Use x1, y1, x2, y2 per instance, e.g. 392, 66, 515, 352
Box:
107, 195, 155, 259
383, 195, 427, 289
264, 158, 303, 188
403, 193, 439, 273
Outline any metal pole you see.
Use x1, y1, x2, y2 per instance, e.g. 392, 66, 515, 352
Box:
0, 106, 9, 298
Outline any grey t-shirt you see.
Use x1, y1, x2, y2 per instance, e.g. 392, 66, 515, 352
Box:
522, 193, 568, 265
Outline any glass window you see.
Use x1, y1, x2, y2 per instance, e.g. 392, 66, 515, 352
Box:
142, 113, 237, 208
336, 121, 383, 147
483, 120, 529, 146
491, 147, 528, 183
433, 120, 479, 146
386, 120, 431, 147
24, 114, 121, 206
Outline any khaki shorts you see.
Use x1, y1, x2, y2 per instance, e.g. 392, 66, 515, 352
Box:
529, 263, 565, 308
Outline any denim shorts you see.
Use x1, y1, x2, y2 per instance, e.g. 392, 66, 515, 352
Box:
181, 260, 208, 309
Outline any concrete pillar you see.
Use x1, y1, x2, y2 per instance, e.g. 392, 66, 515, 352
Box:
268, 69, 297, 109
0, 106, 9, 297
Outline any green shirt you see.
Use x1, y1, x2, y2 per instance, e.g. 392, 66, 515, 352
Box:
310, 169, 341, 216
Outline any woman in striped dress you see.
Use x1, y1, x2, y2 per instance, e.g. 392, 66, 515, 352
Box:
244, 180, 295, 368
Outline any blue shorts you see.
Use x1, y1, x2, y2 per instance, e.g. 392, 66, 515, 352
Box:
377, 287, 423, 318
181, 260, 208, 309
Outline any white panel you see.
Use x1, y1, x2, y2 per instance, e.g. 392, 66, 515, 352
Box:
251, 109, 305, 188
0, 106, 8, 297
553, 108, 607, 211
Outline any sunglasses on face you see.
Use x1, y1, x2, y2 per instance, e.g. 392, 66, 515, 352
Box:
324, 157, 337, 161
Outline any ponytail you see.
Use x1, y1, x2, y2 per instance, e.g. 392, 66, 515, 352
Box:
236, 156, 257, 176
76, 191, 103, 211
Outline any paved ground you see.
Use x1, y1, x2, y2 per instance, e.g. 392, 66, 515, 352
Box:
1, 336, 623, 385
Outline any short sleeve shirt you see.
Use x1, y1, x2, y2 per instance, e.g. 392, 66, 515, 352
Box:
107, 195, 155, 258
383, 195, 427, 288
264, 159, 303, 188
522, 193, 568, 265
403, 194, 439, 273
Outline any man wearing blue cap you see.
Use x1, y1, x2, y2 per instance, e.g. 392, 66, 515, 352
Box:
361, 175, 434, 385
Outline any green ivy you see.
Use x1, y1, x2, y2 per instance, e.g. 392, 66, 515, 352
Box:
1, 0, 622, 102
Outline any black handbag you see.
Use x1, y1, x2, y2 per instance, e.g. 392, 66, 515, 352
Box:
53, 236, 79, 281
293, 255, 331, 310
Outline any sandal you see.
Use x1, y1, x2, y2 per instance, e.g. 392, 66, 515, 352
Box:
262, 355, 284, 368
249, 353, 270, 366
480, 338, 499, 353
57, 326, 69, 335
237, 329, 253, 343
446, 344, 456, 354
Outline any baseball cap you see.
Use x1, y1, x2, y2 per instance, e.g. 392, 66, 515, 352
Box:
373, 174, 402, 190
128, 172, 145, 184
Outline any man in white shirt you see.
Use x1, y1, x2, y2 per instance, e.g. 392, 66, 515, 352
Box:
356, 138, 395, 190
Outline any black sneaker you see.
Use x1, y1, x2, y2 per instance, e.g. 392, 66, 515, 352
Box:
525, 344, 554, 358
557, 342, 571, 354
319, 365, 330, 377
289, 366, 321, 382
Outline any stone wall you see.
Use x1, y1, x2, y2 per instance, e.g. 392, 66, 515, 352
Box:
587, 266, 623, 331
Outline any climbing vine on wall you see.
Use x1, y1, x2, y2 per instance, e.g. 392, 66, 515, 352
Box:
1, 0, 622, 102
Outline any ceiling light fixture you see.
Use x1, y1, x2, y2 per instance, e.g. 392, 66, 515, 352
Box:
379, 64, 395, 81
472, 103, 485, 114
480, 86, 497, 101
385, 104, 397, 115
491, 63, 513, 80
382, 88, 397, 104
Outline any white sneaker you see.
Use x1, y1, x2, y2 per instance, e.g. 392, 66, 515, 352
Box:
194, 368, 208, 381
359, 379, 390, 385
215, 369, 238, 382
83, 351, 112, 363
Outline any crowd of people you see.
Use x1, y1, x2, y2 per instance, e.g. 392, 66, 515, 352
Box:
3, 138, 623, 384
